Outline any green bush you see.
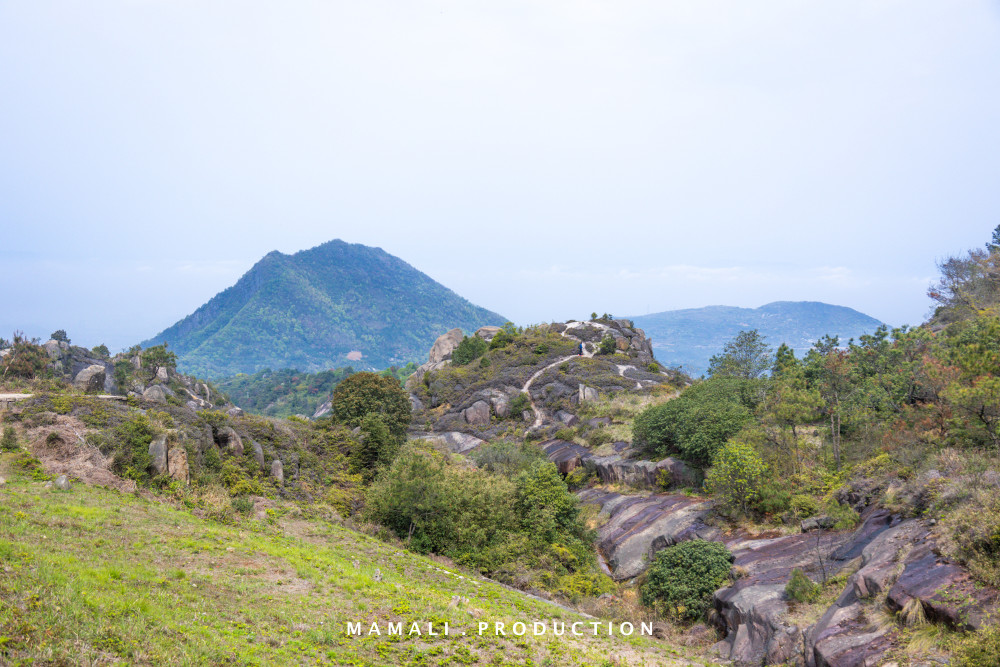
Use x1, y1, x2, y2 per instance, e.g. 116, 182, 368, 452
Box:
508, 392, 531, 419
452, 336, 488, 365
105, 413, 156, 482
1, 426, 18, 452
704, 440, 767, 516
790, 494, 820, 518
92, 344, 110, 358
232, 496, 255, 514
598, 334, 617, 355
350, 413, 400, 480
640, 540, 733, 620
565, 466, 592, 490
633, 378, 754, 466
785, 568, 820, 603
332, 372, 411, 438
754, 479, 792, 516
0, 335, 49, 379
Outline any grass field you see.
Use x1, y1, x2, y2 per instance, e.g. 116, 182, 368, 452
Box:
0, 456, 698, 666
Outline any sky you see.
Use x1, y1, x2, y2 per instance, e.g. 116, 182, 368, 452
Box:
2, 1, 1000, 351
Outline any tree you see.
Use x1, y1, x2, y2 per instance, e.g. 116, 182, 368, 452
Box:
332, 371, 411, 438
772, 343, 798, 376
986, 224, 1000, 253
804, 336, 852, 470
708, 330, 773, 380
50, 330, 70, 343
138, 343, 177, 383
640, 540, 733, 620
761, 366, 822, 472
350, 413, 400, 480
452, 335, 488, 365
704, 439, 767, 516
92, 344, 110, 358
928, 248, 1000, 323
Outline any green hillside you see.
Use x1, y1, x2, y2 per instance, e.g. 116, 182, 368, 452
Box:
631, 301, 883, 375
142, 240, 507, 379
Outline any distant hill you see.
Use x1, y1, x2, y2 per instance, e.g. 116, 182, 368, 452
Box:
630, 301, 885, 376
142, 240, 507, 378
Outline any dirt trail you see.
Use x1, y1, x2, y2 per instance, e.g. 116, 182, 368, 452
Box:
520, 326, 602, 428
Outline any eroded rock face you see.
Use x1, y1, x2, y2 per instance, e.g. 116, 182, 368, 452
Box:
429, 328, 464, 364
414, 431, 485, 455
149, 434, 168, 476
167, 447, 189, 485
541, 439, 591, 475
587, 454, 700, 489
73, 365, 106, 393
579, 489, 716, 581
475, 326, 501, 341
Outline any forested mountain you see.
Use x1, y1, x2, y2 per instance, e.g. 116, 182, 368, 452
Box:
142, 240, 507, 378
631, 301, 883, 375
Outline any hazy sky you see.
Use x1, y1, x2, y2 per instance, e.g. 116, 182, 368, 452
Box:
3, 1, 999, 351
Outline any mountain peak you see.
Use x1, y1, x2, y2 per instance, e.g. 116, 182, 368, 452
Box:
142, 241, 506, 378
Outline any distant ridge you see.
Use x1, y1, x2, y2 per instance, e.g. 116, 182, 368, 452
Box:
630, 301, 884, 375
142, 240, 506, 378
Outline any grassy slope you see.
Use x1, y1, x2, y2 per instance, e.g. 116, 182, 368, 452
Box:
0, 463, 694, 667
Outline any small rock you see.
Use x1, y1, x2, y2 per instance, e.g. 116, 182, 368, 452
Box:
352, 560, 360, 570
54, 475, 71, 491
372, 568, 382, 582
0, 476, 6, 486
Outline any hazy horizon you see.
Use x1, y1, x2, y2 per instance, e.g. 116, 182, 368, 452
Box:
3, 2, 999, 350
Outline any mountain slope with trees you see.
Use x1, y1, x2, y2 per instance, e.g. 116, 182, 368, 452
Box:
631, 301, 884, 375
142, 240, 507, 378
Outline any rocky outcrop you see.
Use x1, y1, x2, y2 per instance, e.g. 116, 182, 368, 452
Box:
149, 434, 169, 476
216, 426, 244, 456
167, 447, 189, 484
579, 489, 716, 581
73, 365, 106, 393
142, 385, 167, 403
463, 400, 491, 426
271, 459, 284, 485
475, 326, 501, 341
587, 454, 700, 489
578, 384, 599, 402
429, 328, 464, 364
251, 440, 266, 469
414, 431, 486, 455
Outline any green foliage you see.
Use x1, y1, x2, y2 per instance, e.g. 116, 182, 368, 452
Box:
951, 626, 1000, 667
470, 441, 544, 476
50, 329, 70, 343
1, 426, 18, 451
708, 329, 773, 380
231, 496, 255, 514
508, 392, 531, 418
104, 414, 156, 482
365, 446, 596, 593
331, 372, 411, 438
633, 377, 754, 465
640, 540, 733, 620
216, 367, 354, 418
452, 336, 488, 366
785, 568, 820, 603
91, 344, 110, 358
789, 494, 820, 518
704, 439, 767, 516
598, 334, 616, 355
350, 414, 399, 480
1, 333, 49, 380
489, 328, 514, 350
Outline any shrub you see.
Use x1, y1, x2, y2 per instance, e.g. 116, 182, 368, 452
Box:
232, 496, 255, 514
586, 428, 612, 448
641, 540, 733, 620
704, 440, 767, 516
754, 480, 792, 515
508, 392, 531, 419
1, 426, 18, 452
1, 334, 49, 379
105, 413, 155, 482
785, 568, 820, 603
633, 378, 754, 466
598, 334, 617, 355
565, 466, 592, 490
452, 336, 488, 366
332, 372, 411, 438
790, 494, 820, 518
92, 344, 110, 358
489, 329, 515, 350
350, 413, 400, 480
471, 441, 543, 476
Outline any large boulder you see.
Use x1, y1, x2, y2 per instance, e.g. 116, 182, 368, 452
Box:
578, 384, 599, 402
474, 326, 501, 341
142, 385, 167, 403
429, 328, 464, 364
541, 439, 591, 475
217, 426, 244, 457
148, 434, 168, 476
271, 459, 284, 485
73, 365, 106, 393
578, 489, 716, 580
167, 447, 189, 484
463, 400, 491, 426
415, 431, 485, 455
251, 440, 266, 469
586, 455, 700, 489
